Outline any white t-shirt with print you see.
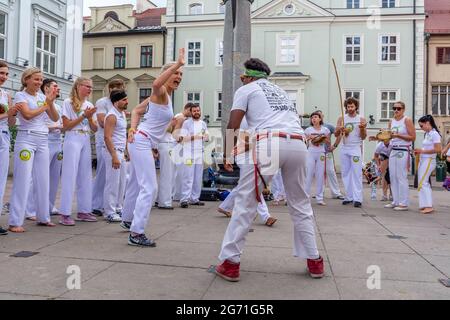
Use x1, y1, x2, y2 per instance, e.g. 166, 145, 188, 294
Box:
421, 129, 441, 159
95, 97, 113, 145
305, 126, 330, 153
181, 118, 208, 152
62, 98, 94, 132
0, 89, 10, 130
14, 91, 49, 133
231, 79, 303, 135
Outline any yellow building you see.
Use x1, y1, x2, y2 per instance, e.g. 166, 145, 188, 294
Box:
82, 2, 166, 109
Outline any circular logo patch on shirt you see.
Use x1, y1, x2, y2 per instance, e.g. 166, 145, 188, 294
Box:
345, 123, 354, 133
19, 149, 32, 161
396, 151, 405, 159
352, 156, 360, 163
320, 155, 326, 162
57, 152, 63, 161
185, 158, 193, 166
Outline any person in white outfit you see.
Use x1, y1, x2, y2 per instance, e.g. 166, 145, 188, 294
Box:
384, 101, 416, 211
414, 115, 442, 214
335, 97, 367, 208
92, 79, 125, 216
121, 48, 184, 247
316, 110, 345, 200
179, 105, 208, 208
59, 78, 98, 226
215, 58, 324, 282
305, 111, 331, 206
271, 170, 286, 205
7, 67, 60, 233
103, 90, 128, 223
0, 61, 15, 235
218, 117, 277, 227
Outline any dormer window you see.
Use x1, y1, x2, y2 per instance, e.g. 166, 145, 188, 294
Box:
104, 11, 119, 21
283, 3, 295, 15
189, 3, 203, 15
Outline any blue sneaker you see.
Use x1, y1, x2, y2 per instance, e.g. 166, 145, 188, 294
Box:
128, 234, 156, 247
120, 221, 132, 231
0, 226, 8, 236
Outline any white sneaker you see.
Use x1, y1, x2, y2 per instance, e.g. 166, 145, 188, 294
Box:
317, 202, 327, 206
394, 206, 408, 211
384, 203, 396, 208
106, 213, 122, 223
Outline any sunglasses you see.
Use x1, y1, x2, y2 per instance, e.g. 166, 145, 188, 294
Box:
393, 107, 403, 111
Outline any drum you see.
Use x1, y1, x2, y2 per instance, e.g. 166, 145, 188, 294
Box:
375, 130, 392, 141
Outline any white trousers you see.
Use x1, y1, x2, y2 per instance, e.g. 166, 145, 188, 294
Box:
157, 142, 176, 207
122, 134, 157, 235
219, 187, 270, 223
49, 140, 62, 211
9, 132, 51, 226
219, 138, 319, 263
92, 142, 106, 210
340, 147, 363, 203
0, 130, 10, 214
306, 151, 326, 203
103, 148, 126, 216
389, 150, 410, 206
180, 152, 203, 203
325, 152, 342, 197
271, 170, 286, 201
59, 132, 93, 216
418, 157, 436, 209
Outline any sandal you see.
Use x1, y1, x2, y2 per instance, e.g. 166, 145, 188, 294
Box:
265, 217, 278, 227
37, 221, 57, 227
8, 226, 25, 233
421, 208, 434, 214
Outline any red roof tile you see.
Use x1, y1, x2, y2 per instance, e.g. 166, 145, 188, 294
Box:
425, 0, 450, 34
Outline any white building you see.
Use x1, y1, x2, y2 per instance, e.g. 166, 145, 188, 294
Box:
0, 0, 83, 100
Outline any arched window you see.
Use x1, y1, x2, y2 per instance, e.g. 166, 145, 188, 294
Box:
104, 11, 119, 21
189, 3, 203, 15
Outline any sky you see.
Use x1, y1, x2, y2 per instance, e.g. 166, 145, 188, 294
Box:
83, 0, 167, 16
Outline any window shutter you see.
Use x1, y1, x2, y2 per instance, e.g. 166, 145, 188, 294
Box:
437, 48, 444, 64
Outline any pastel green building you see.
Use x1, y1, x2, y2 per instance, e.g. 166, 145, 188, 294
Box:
165, 0, 426, 166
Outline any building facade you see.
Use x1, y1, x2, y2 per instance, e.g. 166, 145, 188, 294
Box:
0, 0, 83, 100
425, 0, 450, 143
82, 2, 166, 109
165, 0, 426, 164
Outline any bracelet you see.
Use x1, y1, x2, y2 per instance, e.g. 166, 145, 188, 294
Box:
128, 128, 136, 134
333, 144, 338, 148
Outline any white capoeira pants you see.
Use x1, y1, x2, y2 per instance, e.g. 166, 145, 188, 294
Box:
9, 131, 51, 226
340, 147, 363, 203
0, 130, 10, 215
219, 138, 319, 263
418, 157, 436, 209
389, 149, 410, 207
59, 132, 93, 216
157, 142, 176, 207
92, 142, 106, 211
325, 152, 343, 197
122, 134, 157, 235
103, 148, 126, 217
306, 151, 326, 203
180, 153, 203, 203
219, 187, 270, 224
271, 170, 286, 201
49, 140, 62, 211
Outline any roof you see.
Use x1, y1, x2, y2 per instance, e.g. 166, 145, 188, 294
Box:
425, 0, 450, 34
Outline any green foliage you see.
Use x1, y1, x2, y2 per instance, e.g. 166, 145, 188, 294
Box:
9, 125, 17, 152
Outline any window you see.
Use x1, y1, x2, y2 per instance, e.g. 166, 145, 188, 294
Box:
93, 48, 104, 69
139, 88, 152, 103
189, 3, 203, 15
140, 46, 153, 68
431, 85, 450, 116
379, 90, 399, 120
286, 91, 298, 110
36, 29, 57, 75
186, 92, 201, 107
0, 12, 6, 60
344, 35, 362, 63
218, 3, 225, 14
114, 47, 126, 69
216, 40, 223, 66
216, 92, 222, 120
437, 48, 450, 64
187, 41, 202, 66
104, 11, 119, 20
379, 34, 399, 63
382, 0, 396, 8
347, 0, 360, 9
277, 34, 299, 65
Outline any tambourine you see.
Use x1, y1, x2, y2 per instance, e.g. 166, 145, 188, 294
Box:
375, 130, 392, 141
311, 135, 327, 144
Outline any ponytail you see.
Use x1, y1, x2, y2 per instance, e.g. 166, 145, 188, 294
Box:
418, 114, 441, 137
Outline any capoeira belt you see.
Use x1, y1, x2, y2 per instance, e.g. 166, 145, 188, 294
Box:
256, 132, 304, 142
392, 145, 410, 151
137, 130, 149, 138
18, 129, 48, 136
418, 157, 433, 192
1, 130, 8, 134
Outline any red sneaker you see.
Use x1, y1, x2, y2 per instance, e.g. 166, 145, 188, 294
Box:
215, 260, 240, 282
307, 256, 324, 278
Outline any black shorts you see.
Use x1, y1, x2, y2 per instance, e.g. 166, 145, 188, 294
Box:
385, 168, 391, 184
379, 154, 388, 161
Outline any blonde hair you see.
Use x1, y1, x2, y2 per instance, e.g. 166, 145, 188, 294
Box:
21, 67, 42, 90
70, 77, 91, 113
394, 101, 406, 109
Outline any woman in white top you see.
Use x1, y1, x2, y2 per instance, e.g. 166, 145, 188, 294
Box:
8, 68, 59, 233
59, 78, 98, 226
414, 115, 442, 214
0, 61, 15, 235
305, 111, 331, 205
385, 101, 416, 211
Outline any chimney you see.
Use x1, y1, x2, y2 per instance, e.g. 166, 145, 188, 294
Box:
136, 0, 157, 14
